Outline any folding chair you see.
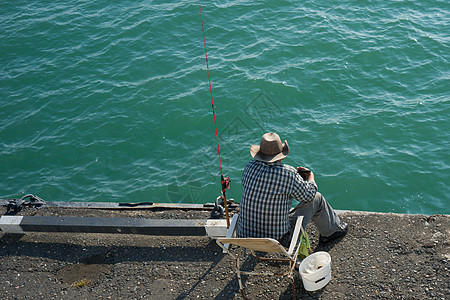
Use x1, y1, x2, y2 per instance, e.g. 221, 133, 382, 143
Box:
216, 215, 308, 299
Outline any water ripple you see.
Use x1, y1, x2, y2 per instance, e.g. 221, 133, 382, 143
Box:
0, 0, 448, 213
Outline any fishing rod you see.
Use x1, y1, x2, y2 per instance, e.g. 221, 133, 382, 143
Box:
198, 0, 231, 228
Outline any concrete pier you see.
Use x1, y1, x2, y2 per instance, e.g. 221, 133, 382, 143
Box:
0, 202, 448, 299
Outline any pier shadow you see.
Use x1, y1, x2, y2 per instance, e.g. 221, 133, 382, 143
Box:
176, 253, 226, 300
212, 252, 259, 300
0, 233, 223, 264
314, 235, 346, 253
0, 233, 328, 299
212, 251, 312, 300
0, 232, 240, 298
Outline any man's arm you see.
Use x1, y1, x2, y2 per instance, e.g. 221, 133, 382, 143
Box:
292, 166, 317, 202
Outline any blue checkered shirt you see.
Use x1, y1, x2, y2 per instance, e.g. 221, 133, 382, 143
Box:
236, 160, 318, 240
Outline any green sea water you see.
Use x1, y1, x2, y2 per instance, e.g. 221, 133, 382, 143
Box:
0, 1, 449, 214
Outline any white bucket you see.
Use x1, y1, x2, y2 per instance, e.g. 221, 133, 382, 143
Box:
299, 251, 332, 291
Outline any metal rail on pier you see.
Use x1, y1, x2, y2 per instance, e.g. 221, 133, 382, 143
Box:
0, 216, 228, 238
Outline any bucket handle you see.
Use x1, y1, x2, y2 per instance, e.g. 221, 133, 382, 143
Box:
315, 277, 326, 284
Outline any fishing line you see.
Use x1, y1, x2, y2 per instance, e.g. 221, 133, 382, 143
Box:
198, 0, 230, 227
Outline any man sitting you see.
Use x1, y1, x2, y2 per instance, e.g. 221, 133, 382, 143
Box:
236, 132, 348, 246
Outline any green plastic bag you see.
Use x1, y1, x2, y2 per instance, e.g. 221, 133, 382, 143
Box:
297, 230, 311, 261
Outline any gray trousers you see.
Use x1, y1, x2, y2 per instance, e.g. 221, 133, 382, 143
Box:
281, 192, 341, 247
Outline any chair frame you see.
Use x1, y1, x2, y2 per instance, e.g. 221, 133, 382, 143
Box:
216, 215, 306, 299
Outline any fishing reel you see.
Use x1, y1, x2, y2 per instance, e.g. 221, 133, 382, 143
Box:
221, 176, 230, 193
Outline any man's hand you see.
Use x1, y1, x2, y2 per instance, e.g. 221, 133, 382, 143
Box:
297, 166, 315, 182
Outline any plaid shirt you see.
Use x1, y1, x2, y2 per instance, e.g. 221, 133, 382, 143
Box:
236, 160, 318, 240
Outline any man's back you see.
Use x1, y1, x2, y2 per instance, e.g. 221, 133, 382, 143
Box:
236, 160, 317, 240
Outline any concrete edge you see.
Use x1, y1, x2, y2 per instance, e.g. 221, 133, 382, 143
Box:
2, 199, 446, 216
0, 215, 229, 238
0, 199, 239, 210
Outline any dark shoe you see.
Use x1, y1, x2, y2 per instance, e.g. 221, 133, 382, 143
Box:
319, 223, 348, 244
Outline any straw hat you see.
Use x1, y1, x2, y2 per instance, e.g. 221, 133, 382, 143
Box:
250, 132, 289, 163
